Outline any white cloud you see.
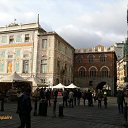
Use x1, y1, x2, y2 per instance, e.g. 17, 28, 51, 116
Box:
0, 0, 127, 48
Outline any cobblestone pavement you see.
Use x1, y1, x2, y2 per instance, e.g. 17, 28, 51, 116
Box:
0, 97, 128, 128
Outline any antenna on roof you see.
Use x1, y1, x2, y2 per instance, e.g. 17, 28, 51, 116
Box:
14, 19, 16, 23
37, 14, 39, 25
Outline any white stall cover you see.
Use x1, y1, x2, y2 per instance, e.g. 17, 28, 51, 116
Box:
65, 83, 80, 89
52, 83, 65, 89
0, 72, 25, 82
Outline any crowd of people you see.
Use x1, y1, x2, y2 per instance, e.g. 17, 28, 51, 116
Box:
1, 86, 126, 128
31, 88, 108, 109
62, 88, 108, 108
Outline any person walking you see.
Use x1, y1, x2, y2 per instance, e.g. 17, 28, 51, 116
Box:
117, 90, 125, 113
69, 90, 74, 108
87, 90, 93, 107
62, 89, 68, 107
97, 89, 103, 108
82, 90, 87, 106
103, 93, 107, 109
17, 87, 32, 128
77, 89, 81, 106
53, 89, 58, 117
73, 89, 77, 106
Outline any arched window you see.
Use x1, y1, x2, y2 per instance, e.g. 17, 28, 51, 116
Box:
78, 67, 86, 77
101, 67, 109, 77
75, 55, 83, 63
100, 54, 106, 62
88, 54, 94, 63
89, 67, 97, 77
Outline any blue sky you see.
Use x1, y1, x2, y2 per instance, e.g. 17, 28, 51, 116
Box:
0, 0, 127, 48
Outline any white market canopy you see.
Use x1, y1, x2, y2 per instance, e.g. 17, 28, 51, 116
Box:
52, 83, 65, 89
0, 72, 25, 82
65, 83, 80, 89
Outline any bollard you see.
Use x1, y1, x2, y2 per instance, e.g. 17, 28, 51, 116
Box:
1, 98, 4, 111
33, 98, 38, 116
124, 102, 127, 122
38, 99, 48, 116
38, 99, 43, 116
42, 99, 47, 116
53, 99, 57, 117
59, 103, 63, 117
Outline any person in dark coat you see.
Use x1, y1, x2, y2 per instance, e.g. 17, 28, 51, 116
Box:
77, 89, 81, 106
87, 90, 93, 107
17, 88, 32, 128
82, 90, 87, 106
117, 90, 125, 113
103, 94, 107, 109
97, 90, 103, 108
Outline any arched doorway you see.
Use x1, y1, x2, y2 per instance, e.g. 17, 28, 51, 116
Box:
56, 78, 59, 85
96, 82, 106, 90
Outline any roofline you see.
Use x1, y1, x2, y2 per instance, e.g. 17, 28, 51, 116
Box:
38, 31, 75, 50
0, 22, 46, 34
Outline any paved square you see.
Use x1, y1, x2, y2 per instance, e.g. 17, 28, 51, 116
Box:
0, 97, 127, 128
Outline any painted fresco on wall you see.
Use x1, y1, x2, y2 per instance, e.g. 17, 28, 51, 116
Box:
7, 61, 12, 73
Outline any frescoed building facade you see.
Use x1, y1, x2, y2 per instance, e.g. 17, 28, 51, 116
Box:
0, 22, 74, 89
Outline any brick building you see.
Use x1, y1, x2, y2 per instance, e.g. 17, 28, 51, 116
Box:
74, 45, 117, 95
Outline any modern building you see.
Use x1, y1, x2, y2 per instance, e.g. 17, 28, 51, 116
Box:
74, 45, 117, 95
108, 42, 125, 60
0, 21, 75, 90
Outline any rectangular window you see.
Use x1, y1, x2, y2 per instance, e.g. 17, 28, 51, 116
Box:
41, 78, 46, 83
15, 62, 20, 72
0, 63, 4, 72
25, 34, 29, 42
9, 35, 14, 44
1, 36, 7, 43
16, 35, 22, 42
15, 49, 20, 57
8, 54, 13, 58
0, 51, 5, 58
23, 60, 29, 73
42, 39, 47, 49
41, 59, 47, 73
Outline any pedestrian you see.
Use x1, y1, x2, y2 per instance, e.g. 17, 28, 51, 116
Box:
97, 89, 103, 108
33, 88, 39, 116
45, 89, 51, 106
82, 90, 87, 106
117, 90, 125, 113
77, 89, 81, 106
62, 89, 68, 107
73, 89, 77, 106
53, 89, 58, 117
17, 87, 32, 128
69, 90, 74, 108
87, 89, 93, 107
103, 94, 107, 109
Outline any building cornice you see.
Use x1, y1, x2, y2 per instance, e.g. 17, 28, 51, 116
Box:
0, 43, 32, 48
